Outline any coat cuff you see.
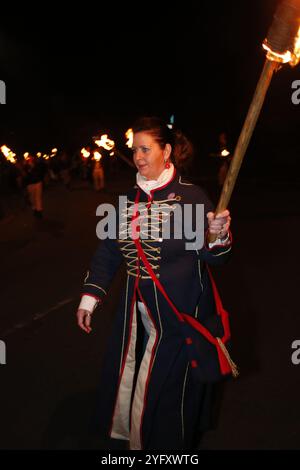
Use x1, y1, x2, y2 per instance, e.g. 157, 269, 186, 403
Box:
205, 229, 232, 252
208, 232, 229, 248
78, 294, 100, 312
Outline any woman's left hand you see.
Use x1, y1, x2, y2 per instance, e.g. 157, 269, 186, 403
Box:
207, 209, 231, 239
77, 308, 93, 334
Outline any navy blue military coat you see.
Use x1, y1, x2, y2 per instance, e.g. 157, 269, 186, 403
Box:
81, 170, 235, 450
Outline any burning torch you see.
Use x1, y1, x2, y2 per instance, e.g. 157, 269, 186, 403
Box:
208, 0, 300, 242
94, 132, 135, 168
1, 145, 17, 164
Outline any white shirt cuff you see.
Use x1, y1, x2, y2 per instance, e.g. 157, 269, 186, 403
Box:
208, 232, 230, 248
78, 295, 99, 312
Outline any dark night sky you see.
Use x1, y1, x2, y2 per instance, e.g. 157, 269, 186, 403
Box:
0, 1, 299, 176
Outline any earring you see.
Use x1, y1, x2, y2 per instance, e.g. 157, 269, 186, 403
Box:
165, 159, 170, 169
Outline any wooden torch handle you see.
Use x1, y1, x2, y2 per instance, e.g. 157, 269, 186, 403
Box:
207, 58, 279, 243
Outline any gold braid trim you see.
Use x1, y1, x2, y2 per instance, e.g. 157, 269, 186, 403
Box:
216, 337, 239, 378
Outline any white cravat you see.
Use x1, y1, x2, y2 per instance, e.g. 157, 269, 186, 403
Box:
136, 163, 175, 195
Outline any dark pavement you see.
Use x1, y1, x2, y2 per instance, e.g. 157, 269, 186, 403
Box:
0, 170, 299, 450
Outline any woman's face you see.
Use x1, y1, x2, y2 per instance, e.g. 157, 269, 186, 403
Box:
132, 131, 171, 180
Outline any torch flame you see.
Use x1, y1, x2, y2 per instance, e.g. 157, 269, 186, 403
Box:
94, 134, 115, 150
263, 25, 300, 66
290, 26, 300, 66
51, 148, 58, 154
125, 128, 133, 148
1, 145, 13, 158
81, 148, 90, 159
262, 42, 292, 63
221, 149, 230, 157
93, 151, 102, 161
1, 145, 17, 164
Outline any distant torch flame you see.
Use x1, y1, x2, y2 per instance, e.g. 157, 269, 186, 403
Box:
94, 134, 115, 150
221, 149, 230, 157
81, 148, 90, 159
263, 25, 300, 66
125, 128, 133, 148
1, 145, 17, 164
51, 148, 58, 154
93, 151, 102, 161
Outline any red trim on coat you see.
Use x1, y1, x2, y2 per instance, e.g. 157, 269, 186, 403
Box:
149, 167, 177, 200
206, 267, 231, 342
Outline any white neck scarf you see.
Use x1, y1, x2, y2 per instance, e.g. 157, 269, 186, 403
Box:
136, 163, 175, 195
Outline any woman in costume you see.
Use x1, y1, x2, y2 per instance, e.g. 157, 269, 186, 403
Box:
76, 116, 236, 450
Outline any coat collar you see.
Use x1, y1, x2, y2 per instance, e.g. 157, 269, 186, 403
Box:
136, 164, 175, 195
136, 166, 179, 199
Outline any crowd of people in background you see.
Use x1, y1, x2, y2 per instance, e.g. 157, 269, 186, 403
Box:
0, 130, 232, 221
0, 148, 122, 220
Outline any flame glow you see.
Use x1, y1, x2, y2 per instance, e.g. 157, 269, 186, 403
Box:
262, 43, 292, 63
1, 145, 17, 164
221, 149, 230, 157
93, 151, 102, 161
125, 128, 133, 148
263, 26, 300, 66
94, 134, 115, 150
81, 148, 90, 159
290, 26, 300, 66
51, 148, 58, 154
1, 146, 52, 163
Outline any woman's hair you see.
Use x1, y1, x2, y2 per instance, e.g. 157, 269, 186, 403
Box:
132, 116, 194, 170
